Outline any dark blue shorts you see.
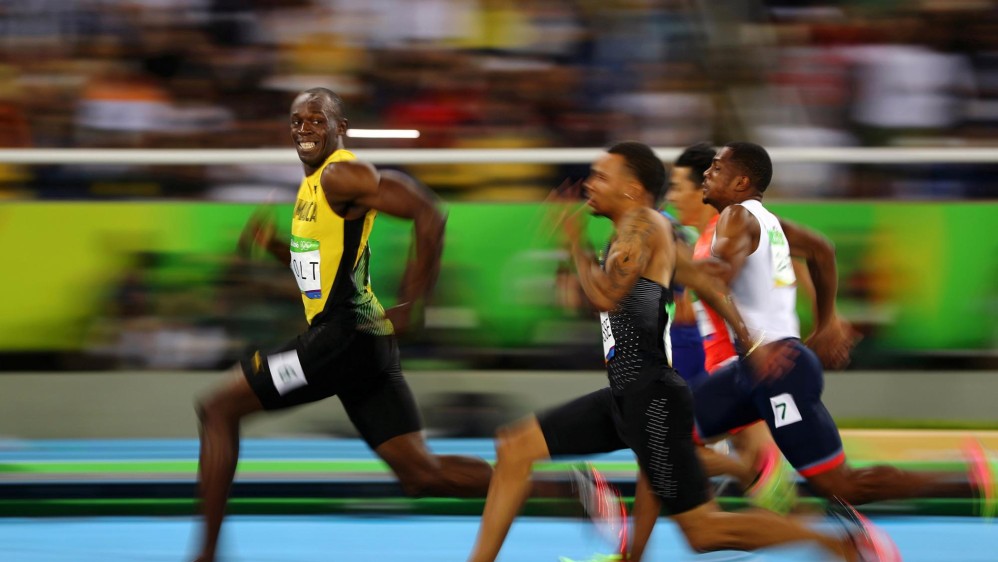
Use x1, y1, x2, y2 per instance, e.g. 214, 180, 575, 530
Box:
691, 339, 845, 477
670, 323, 707, 388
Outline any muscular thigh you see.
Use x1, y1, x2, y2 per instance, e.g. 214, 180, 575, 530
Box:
692, 360, 760, 440
620, 378, 709, 515
537, 388, 625, 457
239, 321, 362, 410
751, 341, 844, 476
618, 377, 710, 515
338, 336, 423, 450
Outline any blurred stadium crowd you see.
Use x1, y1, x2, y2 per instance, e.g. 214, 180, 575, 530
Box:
1, 0, 996, 372
2, 0, 998, 200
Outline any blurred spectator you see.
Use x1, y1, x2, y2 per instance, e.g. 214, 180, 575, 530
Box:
0, 1, 997, 200
847, 14, 976, 147
75, 62, 175, 147
606, 65, 715, 147
2, 0, 997, 372
0, 64, 32, 199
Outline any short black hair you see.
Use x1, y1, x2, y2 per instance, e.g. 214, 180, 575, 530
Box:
724, 141, 772, 192
300, 87, 345, 120
607, 141, 666, 202
674, 142, 716, 184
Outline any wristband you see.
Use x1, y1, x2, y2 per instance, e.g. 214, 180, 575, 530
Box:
745, 331, 767, 357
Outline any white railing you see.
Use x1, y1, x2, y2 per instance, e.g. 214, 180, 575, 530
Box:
2, 147, 998, 165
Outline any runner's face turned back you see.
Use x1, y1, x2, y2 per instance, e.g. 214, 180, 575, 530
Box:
290, 93, 348, 172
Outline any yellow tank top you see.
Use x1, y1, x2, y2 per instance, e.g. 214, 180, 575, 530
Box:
289, 149, 393, 334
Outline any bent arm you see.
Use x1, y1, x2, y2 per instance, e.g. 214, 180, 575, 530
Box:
261, 227, 291, 267
238, 208, 291, 267
709, 205, 759, 286
570, 209, 656, 312
322, 162, 446, 306
779, 218, 837, 330
674, 249, 753, 354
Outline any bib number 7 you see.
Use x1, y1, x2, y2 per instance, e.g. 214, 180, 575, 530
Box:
769, 393, 803, 428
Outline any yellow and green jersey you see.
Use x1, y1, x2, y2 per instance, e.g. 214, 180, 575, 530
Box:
289, 149, 393, 334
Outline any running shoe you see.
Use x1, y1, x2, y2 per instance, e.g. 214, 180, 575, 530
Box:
747, 444, 798, 514
963, 437, 997, 520
829, 496, 902, 562
569, 463, 628, 557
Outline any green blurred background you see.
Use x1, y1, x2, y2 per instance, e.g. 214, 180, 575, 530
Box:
1, 200, 994, 371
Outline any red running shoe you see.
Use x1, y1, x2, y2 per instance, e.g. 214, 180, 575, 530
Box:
829, 496, 902, 562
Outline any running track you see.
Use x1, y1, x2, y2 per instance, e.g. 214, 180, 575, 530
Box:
2, 514, 995, 561
1, 438, 995, 561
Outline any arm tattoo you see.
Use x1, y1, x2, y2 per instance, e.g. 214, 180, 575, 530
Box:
608, 212, 654, 291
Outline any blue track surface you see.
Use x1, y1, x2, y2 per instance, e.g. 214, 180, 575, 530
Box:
0, 438, 635, 463
1, 515, 995, 561
2, 439, 994, 560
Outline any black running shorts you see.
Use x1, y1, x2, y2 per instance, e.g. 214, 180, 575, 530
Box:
240, 321, 422, 449
537, 374, 710, 515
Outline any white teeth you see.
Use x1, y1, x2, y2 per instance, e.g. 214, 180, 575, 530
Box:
299, 142, 316, 150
